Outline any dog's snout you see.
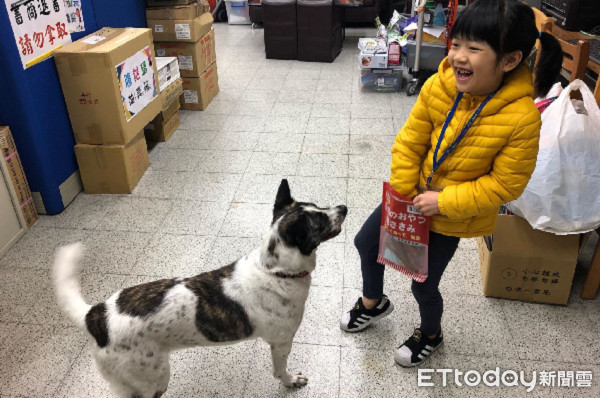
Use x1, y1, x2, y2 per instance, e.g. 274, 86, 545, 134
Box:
337, 205, 348, 217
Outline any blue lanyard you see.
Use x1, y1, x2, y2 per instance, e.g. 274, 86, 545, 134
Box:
427, 90, 497, 187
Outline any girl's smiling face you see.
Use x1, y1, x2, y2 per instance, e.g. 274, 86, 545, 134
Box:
448, 37, 521, 96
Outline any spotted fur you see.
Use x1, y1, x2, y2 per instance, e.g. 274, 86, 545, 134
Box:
53, 179, 347, 398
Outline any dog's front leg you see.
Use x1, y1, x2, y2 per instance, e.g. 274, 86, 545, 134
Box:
269, 340, 308, 387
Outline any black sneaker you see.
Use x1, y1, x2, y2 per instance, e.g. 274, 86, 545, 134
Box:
339, 295, 394, 332
394, 328, 443, 367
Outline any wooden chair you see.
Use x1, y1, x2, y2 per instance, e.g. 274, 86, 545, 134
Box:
532, 6, 552, 33
535, 11, 590, 82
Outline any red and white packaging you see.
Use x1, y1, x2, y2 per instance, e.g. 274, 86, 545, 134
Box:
377, 182, 430, 282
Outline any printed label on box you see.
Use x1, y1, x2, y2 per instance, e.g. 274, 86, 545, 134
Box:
183, 89, 199, 104
156, 49, 166, 56
115, 46, 158, 121
155, 25, 164, 33
175, 24, 191, 40
178, 55, 193, 70
82, 35, 106, 44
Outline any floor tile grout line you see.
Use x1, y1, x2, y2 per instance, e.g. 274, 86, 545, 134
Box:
51, 342, 88, 398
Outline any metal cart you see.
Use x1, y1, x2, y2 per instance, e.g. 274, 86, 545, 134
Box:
405, 0, 461, 95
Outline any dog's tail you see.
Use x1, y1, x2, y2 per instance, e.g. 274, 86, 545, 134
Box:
53, 242, 91, 330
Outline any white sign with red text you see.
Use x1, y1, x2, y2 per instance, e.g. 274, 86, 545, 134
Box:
5, 0, 71, 69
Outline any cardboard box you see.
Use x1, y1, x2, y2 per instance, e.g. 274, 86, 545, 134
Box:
154, 28, 216, 77
198, 0, 210, 14
156, 56, 181, 91
147, 0, 195, 6
75, 131, 149, 194
0, 126, 38, 228
160, 77, 183, 110
148, 12, 213, 42
146, 1, 200, 20
54, 28, 161, 145
359, 52, 388, 69
145, 100, 181, 142
179, 62, 219, 111
477, 214, 581, 305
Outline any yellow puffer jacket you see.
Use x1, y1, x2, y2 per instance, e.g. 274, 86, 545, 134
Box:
390, 58, 541, 238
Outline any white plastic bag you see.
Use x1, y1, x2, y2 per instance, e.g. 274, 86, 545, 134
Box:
507, 79, 600, 234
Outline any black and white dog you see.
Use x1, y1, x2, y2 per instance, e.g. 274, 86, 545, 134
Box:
53, 179, 347, 398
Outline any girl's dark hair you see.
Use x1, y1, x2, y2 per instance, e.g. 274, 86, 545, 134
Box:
449, 0, 563, 97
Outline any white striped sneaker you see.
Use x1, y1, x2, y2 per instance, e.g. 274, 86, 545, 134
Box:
339, 295, 394, 332
394, 328, 443, 367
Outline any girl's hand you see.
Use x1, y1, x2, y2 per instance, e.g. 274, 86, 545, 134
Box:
413, 191, 440, 216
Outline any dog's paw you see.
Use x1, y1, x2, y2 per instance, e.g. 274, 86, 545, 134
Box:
281, 371, 308, 388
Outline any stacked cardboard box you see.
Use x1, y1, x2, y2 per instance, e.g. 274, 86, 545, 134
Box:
477, 214, 584, 305
147, 0, 219, 111
0, 126, 38, 228
145, 56, 183, 142
54, 28, 160, 194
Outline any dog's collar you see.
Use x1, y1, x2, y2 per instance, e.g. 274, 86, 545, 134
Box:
274, 270, 310, 279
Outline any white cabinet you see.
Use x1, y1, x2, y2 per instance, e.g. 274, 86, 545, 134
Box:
0, 165, 26, 259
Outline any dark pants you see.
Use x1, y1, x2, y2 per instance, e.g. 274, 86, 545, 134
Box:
355, 204, 460, 336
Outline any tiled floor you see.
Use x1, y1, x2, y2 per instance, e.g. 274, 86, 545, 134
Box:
1, 23, 599, 398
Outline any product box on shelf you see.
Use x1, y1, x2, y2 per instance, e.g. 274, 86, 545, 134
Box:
360, 68, 403, 92
148, 12, 213, 42
156, 56, 181, 91
159, 77, 183, 110
154, 28, 216, 77
54, 28, 161, 145
74, 131, 149, 194
359, 52, 388, 69
179, 62, 219, 110
0, 126, 38, 228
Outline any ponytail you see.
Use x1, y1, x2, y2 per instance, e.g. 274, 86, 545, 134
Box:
534, 32, 563, 98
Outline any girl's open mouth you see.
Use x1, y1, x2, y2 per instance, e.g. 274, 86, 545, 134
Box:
455, 68, 473, 81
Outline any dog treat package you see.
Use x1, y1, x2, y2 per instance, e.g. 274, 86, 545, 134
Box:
377, 182, 430, 282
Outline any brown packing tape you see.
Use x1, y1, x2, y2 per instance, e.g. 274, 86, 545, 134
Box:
93, 147, 109, 170
85, 123, 105, 144
67, 55, 87, 77
130, 139, 148, 179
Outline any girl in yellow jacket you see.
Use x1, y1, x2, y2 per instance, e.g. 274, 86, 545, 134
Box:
340, 0, 563, 367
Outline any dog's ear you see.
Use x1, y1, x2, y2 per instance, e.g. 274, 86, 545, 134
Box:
274, 179, 294, 214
